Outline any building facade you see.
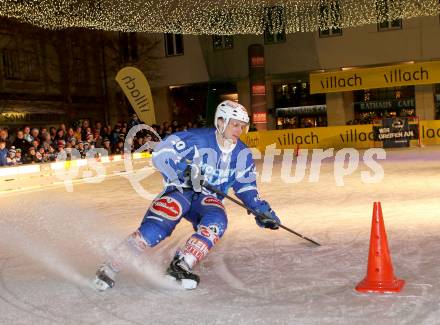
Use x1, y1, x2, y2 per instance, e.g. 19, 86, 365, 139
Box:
197, 15, 440, 130
2, 14, 440, 131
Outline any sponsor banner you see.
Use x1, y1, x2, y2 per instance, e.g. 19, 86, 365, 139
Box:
310, 61, 440, 94
373, 118, 419, 148
241, 120, 440, 150
241, 124, 376, 150
115, 66, 156, 125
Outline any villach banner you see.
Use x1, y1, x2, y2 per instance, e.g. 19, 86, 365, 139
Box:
241, 120, 440, 151
115, 66, 156, 125
309, 61, 440, 94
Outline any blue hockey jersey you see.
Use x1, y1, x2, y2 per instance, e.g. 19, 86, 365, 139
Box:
152, 128, 262, 210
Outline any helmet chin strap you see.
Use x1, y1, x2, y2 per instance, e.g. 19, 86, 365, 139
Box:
215, 130, 236, 153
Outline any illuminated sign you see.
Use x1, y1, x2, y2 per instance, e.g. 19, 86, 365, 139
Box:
253, 112, 267, 123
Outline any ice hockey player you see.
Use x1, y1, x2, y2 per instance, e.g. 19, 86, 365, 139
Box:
94, 100, 281, 290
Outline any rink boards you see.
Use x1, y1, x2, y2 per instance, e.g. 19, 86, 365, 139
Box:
3, 120, 440, 193
242, 119, 440, 151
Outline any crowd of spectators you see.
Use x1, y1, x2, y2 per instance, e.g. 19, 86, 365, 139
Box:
0, 114, 202, 167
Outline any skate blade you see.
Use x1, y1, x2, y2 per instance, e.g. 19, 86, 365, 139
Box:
164, 275, 198, 290
92, 277, 111, 292
181, 279, 198, 290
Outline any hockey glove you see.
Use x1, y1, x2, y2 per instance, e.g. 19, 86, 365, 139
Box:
254, 201, 280, 230
184, 164, 205, 192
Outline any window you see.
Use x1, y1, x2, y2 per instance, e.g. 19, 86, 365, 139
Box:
274, 82, 325, 108
165, 33, 184, 56
264, 6, 286, 44
119, 32, 138, 62
129, 33, 138, 61
21, 50, 40, 81
2, 49, 20, 80
434, 84, 440, 119
319, 1, 342, 37
212, 35, 233, 50
353, 86, 415, 122
72, 42, 88, 85
377, 0, 402, 31
2, 48, 40, 81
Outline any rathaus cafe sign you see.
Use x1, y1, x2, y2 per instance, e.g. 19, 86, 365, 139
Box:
309, 60, 440, 94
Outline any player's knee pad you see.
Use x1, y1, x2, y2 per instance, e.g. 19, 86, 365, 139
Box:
138, 221, 172, 247
194, 219, 227, 249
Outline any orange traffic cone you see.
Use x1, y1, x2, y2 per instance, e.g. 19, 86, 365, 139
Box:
355, 202, 405, 293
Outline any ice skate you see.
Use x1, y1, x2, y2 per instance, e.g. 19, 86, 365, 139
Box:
93, 264, 117, 291
166, 255, 200, 290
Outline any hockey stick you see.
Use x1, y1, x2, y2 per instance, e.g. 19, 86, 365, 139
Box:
202, 183, 321, 246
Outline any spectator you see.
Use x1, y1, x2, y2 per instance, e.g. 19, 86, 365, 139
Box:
81, 119, 90, 139
128, 113, 140, 129
56, 141, 66, 160
0, 128, 10, 147
133, 137, 143, 151
55, 129, 66, 142
102, 126, 111, 140
1, 116, 201, 167
39, 127, 48, 141
113, 140, 124, 155
23, 125, 32, 142
23, 146, 39, 164
13, 130, 30, 153
111, 124, 121, 145
86, 132, 94, 146
93, 130, 102, 148
31, 128, 39, 141
0, 139, 7, 166
143, 134, 154, 153
65, 142, 73, 160
77, 141, 86, 158
41, 133, 52, 149
47, 145, 57, 161
49, 127, 57, 142
69, 137, 77, 148
38, 147, 49, 163
32, 138, 40, 150
101, 138, 112, 156
83, 141, 91, 155
35, 147, 44, 163
165, 126, 173, 137
6, 147, 16, 166
15, 148, 22, 165
66, 128, 75, 143
60, 123, 67, 133
95, 121, 102, 135
74, 126, 82, 141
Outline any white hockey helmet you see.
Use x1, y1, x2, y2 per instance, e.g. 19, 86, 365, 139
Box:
214, 100, 250, 134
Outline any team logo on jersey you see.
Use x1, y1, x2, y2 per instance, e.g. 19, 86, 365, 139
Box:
201, 197, 224, 210
150, 196, 182, 220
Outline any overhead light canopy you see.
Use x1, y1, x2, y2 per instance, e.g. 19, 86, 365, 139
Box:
0, 0, 439, 34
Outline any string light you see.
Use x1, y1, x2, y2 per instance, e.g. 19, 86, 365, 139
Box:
0, 0, 439, 34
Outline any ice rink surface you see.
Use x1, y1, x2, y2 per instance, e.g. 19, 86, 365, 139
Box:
1, 146, 440, 325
